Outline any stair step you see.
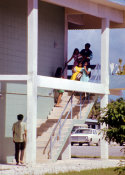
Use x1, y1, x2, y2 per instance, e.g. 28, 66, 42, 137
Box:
36, 92, 97, 162
37, 128, 71, 139
36, 158, 52, 163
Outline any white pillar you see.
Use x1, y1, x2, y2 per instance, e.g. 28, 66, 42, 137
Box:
100, 18, 110, 159
101, 18, 110, 86
26, 0, 38, 164
0, 83, 7, 163
64, 8, 68, 78
59, 137, 71, 160
100, 95, 109, 159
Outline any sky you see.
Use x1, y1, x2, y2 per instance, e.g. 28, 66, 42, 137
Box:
109, 0, 125, 5
68, 29, 125, 66
68, 29, 125, 99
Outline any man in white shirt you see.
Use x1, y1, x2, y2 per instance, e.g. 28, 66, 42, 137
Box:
12, 114, 27, 165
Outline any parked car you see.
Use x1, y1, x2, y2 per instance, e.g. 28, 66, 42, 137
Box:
71, 128, 100, 146
71, 124, 88, 134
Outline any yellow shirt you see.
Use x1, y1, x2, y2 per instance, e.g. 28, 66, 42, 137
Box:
71, 66, 82, 80
12, 121, 26, 142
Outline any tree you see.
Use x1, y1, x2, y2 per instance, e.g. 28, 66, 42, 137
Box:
100, 98, 125, 145
100, 98, 125, 175
88, 98, 100, 119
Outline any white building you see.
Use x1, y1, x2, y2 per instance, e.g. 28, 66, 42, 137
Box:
0, 0, 125, 164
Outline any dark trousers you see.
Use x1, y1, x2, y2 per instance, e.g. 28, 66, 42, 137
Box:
15, 142, 26, 163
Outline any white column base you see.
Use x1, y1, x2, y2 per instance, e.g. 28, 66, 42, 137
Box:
100, 94, 109, 160
59, 137, 71, 160
100, 123, 109, 159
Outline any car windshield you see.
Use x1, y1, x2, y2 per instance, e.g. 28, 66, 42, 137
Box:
76, 129, 92, 134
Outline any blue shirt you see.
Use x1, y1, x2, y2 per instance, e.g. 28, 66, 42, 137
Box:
80, 68, 91, 82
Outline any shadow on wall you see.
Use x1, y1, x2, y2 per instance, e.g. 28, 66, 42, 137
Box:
0, 138, 14, 163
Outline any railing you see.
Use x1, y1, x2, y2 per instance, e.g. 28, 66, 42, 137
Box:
89, 64, 100, 83
49, 92, 89, 159
49, 92, 73, 159
49, 65, 100, 159
67, 64, 101, 83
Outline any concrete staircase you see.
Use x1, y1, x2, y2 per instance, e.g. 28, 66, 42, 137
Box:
36, 91, 97, 163
48, 92, 97, 120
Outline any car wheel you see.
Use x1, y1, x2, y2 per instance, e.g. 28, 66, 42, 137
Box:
120, 142, 123, 146
79, 143, 83, 146
96, 140, 100, 146
88, 139, 92, 146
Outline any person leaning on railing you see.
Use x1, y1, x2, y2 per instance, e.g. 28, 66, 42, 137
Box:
65, 48, 83, 69
80, 61, 91, 82
71, 61, 83, 81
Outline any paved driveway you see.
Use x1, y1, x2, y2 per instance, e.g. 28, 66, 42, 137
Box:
71, 145, 124, 157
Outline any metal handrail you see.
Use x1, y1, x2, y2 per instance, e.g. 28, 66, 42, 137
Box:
49, 92, 74, 158
49, 92, 90, 159
51, 92, 74, 136
49, 65, 100, 159
50, 106, 73, 158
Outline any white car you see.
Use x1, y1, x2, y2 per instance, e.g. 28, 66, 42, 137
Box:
71, 128, 100, 146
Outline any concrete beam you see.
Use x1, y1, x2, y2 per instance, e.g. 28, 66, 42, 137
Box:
37, 75, 108, 95
110, 89, 122, 96
0, 75, 28, 81
42, 0, 123, 23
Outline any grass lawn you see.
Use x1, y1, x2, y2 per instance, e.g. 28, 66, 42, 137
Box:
45, 168, 125, 175
44, 167, 120, 175
71, 155, 125, 159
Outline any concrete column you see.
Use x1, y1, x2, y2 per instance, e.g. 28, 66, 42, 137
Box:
101, 18, 110, 86
100, 18, 110, 159
0, 83, 7, 163
26, 0, 38, 164
64, 8, 68, 78
100, 95, 109, 159
59, 137, 71, 160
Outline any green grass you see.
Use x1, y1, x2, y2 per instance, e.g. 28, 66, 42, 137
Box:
71, 155, 125, 159
44, 167, 119, 175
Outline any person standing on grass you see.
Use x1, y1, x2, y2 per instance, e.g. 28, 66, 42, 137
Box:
12, 114, 27, 165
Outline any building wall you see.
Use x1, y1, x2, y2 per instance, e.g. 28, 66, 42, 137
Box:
5, 83, 54, 137
0, 83, 54, 163
38, 1, 65, 76
0, 0, 64, 75
0, 0, 27, 74
0, 0, 64, 163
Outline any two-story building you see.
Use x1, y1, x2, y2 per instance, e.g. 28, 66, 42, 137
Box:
0, 0, 125, 164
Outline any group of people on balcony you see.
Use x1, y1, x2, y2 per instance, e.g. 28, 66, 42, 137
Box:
66, 43, 93, 82
54, 43, 93, 107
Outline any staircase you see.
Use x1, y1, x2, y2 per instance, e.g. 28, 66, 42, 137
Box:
36, 91, 97, 163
